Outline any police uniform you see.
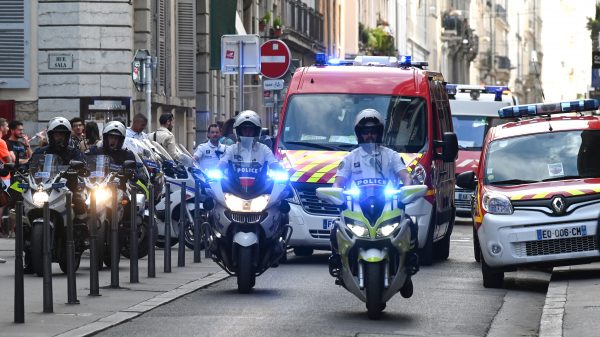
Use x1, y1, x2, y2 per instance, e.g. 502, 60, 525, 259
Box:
219, 142, 277, 166
194, 141, 227, 170
335, 145, 406, 185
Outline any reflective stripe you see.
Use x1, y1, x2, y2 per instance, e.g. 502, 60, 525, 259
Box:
10, 181, 23, 193
135, 180, 149, 199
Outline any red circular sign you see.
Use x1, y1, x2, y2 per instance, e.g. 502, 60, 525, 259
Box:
260, 40, 291, 79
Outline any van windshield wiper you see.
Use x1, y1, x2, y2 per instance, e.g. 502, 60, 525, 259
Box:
490, 179, 538, 185
541, 175, 581, 182
284, 141, 346, 151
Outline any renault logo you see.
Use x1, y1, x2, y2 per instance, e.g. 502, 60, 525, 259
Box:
551, 196, 566, 214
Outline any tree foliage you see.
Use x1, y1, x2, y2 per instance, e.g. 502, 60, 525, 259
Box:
586, 3, 600, 50
358, 22, 396, 56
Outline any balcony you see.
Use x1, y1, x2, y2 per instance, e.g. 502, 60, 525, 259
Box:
280, 0, 325, 54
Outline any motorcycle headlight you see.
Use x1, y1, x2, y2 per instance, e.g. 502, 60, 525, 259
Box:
32, 190, 49, 208
482, 192, 513, 215
376, 222, 400, 237
345, 219, 370, 238
94, 187, 111, 204
224, 193, 270, 213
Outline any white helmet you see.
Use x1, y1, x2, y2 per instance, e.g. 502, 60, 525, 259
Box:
354, 108, 384, 143
47, 117, 72, 148
102, 121, 126, 151
233, 110, 262, 139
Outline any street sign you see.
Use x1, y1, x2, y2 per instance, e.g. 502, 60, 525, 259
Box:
132, 49, 150, 92
260, 40, 291, 79
221, 35, 261, 74
263, 79, 284, 90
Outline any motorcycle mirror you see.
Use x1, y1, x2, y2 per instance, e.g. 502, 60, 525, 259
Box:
3, 162, 15, 171
123, 160, 137, 169
315, 187, 345, 206
69, 160, 85, 170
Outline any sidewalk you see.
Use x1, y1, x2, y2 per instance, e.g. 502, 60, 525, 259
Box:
539, 262, 600, 337
0, 238, 228, 337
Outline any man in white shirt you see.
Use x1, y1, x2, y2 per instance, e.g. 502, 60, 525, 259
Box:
329, 108, 417, 277
194, 123, 227, 170
126, 113, 148, 140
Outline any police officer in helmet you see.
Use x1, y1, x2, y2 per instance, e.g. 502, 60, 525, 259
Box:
329, 108, 418, 277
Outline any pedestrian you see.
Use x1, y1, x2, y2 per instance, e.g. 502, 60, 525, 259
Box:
219, 118, 236, 145
0, 119, 13, 243
6, 120, 32, 165
193, 123, 226, 170
85, 121, 102, 148
126, 113, 148, 140
150, 113, 180, 161
70, 117, 89, 152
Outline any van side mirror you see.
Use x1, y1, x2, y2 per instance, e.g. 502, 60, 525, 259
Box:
436, 132, 458, 163
456, 171, 477, 190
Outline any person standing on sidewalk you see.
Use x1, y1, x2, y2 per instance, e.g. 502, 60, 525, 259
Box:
126, 113, 148, 140
6, 120, 32, 165
69, 117, 89, 152
193, 123, 226, 170
0, 119, 14, 249
150, 113, 180, 161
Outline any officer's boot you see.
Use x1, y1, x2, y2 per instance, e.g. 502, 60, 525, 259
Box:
328, 221, 342, 278
406, 218, 420, 276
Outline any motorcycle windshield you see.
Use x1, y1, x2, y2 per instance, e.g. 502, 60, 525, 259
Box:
226, 161, 271, 197
144, 139, 173, 162
29, 153, 66, 185
85, 155, 111, 184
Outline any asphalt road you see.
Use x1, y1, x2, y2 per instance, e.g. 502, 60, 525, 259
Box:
97, 219, 549, 337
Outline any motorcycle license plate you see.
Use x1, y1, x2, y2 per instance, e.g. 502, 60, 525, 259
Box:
322, 218, 335, 230
536, 225, 587, 241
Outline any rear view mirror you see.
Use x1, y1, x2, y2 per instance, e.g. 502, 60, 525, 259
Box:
69, 160, 85, 170
315, 187, 344, 206
399, 185, 427, 204
123, 160, 137, 169
456, 171, 477, 190
435, 132, 458, 163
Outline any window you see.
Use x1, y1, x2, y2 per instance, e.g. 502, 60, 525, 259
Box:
0, 0, 30, 88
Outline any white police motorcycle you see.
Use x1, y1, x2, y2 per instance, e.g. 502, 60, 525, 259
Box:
316, 180, 427, 319
205, 160, 292, 293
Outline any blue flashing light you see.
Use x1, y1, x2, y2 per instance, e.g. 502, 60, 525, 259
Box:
484, 86, 510, 101
343, 188, 360, 197
498, 99, 600, 118
327, 58, 353, 66
384, 187, 402, 197
446, 84, 457, 96
315, 53, 327, 66
399, 55, 412, 67
206, 169, 223, 181
268, 170, 289, 182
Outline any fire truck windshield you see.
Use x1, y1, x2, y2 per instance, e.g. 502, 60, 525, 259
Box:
280, 94, 428, 153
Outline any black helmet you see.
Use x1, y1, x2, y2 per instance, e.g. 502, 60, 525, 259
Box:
354, 108, 384, 144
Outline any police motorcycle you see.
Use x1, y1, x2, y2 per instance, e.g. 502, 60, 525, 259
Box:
316, 179, 427, 319
20, 154, 97, 276
205, 159, 292, 293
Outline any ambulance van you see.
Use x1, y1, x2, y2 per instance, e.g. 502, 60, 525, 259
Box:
275, 55, 458, 265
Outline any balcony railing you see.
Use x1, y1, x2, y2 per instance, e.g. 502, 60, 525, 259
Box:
282, 0, 324, 45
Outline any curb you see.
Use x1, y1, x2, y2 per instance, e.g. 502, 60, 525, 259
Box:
54, 271, 230, 337
538, 267, 569, 337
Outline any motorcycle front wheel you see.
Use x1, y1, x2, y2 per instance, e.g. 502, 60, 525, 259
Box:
365, 262, 385, 320
31, 223, 45, 277
236, 246, 255, 294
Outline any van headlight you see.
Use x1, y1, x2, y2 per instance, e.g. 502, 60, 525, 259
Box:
482, 192, 513, 215
32, 190, 49, 208
376, 222, 400, 237
224, 193, 270, 212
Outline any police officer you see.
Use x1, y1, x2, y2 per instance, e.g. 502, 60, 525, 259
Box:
218, 110, 278, 169
329, 108, 418, 276
194, 123, 226, 170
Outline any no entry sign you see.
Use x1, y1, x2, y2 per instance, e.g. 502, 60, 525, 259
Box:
260, 40, 291, 79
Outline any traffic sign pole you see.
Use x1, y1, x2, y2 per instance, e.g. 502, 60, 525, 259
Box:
145, 55, 152, 132
238, 40, 244, 113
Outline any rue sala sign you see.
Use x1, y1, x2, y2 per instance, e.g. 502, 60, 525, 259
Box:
48, 54, 73, 69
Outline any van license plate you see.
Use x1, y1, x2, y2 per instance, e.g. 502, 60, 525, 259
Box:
323, 218, 335, 230
456, 192, 471, 200
536, 225, 587, 241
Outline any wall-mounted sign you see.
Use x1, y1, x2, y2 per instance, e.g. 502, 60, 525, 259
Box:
48, 54, 73, 69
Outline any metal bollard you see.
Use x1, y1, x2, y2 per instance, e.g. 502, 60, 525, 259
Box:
147, 184, 156, 278
164, 183, 171, 273
110, 184, 120, 288
129, 189, 139, 283
14, 201, 24, 323
178, 182, 186, 267
65, 193, 80, 303
88, 190, 100, 296
42, 202, 53, 313
193, 180, 201, 263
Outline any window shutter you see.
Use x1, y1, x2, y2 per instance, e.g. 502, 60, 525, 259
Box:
176, 0, 195, 97
0, 0, 29, 88
156, 0, 170, 96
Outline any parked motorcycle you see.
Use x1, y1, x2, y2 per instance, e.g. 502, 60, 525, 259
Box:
205, 160, 292, 293
316, 183, 427, 319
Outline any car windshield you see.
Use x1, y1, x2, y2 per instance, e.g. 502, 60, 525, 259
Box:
484, 130, 600, 185
281, 94, 428, 153
452, 115, 514, 150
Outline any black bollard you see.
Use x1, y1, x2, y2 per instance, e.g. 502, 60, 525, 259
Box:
164, 183, 171, 273
88, 190, 100, 296
129, 189, 139, 283
147, 185, 155, 278
65, 193, 80, 303
178, 182, 186, 267
42, 202, 53, 313
14, 201, 24, 323
193, 180, 201, 263
110, 184, 120, 288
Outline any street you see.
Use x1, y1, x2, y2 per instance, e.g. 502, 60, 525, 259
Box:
96, 220, 549, 337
